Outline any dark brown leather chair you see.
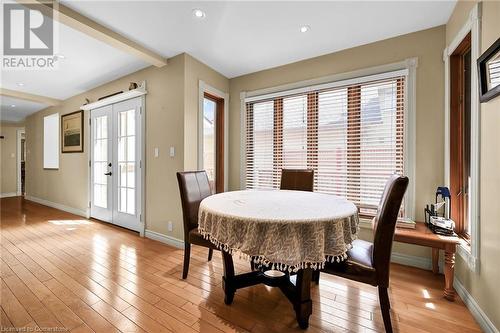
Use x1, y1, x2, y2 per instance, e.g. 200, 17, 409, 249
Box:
280, 169, 314, 191
177, 171, 217, 279
319, 174, 409, 333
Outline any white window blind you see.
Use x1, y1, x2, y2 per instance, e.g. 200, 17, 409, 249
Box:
245, 75, 405, 216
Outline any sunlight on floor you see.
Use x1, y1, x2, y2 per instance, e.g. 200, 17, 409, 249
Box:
48, 219, 91, 225
422, 289, 431, 299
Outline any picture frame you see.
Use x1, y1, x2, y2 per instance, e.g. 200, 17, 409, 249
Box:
61, 110, 84, 153
478, 37, 500, 103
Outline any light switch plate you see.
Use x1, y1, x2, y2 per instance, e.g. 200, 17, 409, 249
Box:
154, 147, 159, 157
169, 146, 175, 157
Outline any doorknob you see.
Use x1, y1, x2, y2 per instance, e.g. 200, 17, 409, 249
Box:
104, 172, 112, 176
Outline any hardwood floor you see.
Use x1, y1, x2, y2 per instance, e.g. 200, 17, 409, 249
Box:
0, 197, 480, 333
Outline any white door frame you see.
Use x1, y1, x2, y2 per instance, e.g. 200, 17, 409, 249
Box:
88, 96, 146, 236
16, 128, 25, 196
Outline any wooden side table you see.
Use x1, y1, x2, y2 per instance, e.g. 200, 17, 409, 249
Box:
394, 222, 460, 301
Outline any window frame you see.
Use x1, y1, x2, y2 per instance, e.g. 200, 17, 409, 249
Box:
443, 3, 481, 272
240, 59, 417, 220
198, 80, 229, 193
449, 32, 472, 241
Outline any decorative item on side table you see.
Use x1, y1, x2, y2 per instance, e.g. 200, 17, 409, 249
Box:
61, 110, 84, 153
424, 186, 456, 236
478, 37, 500, 102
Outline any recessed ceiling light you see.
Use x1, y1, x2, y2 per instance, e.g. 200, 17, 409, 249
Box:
193, 9, 205, 19
17, 82, 24, 87
11, 105, 16, 108
300, 25, 310, 33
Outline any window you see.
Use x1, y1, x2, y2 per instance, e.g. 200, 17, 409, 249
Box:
43, 113, 59, 169
201, 92, 225, 193
203, 97, 216, 187
245, 74, 406, 216
450, 33, 471, 238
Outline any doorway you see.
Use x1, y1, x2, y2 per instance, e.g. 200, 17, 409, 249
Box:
90, 97, 143, 233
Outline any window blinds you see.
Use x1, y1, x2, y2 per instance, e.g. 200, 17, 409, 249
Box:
245, 75, 405, 216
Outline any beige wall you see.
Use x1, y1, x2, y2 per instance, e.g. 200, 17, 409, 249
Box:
0, 122, 24, 195
228, 26, 446, 258
447, 1, 500, 329
183, 54, 230, 171
25, 53, 229, 240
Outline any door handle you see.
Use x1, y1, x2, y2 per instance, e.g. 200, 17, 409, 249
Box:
104, 172, 112, 176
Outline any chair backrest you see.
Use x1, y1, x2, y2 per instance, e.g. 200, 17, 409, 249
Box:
176, 171, 212, 237
280, 169, 314, 192
372, 174, 409, 286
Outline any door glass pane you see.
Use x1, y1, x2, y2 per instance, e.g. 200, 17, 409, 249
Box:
93, 116, 108, 208
117, 109, 136, 215
203, 98, 216, 190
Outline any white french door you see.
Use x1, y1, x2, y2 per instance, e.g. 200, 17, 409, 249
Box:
90, 97, 143, 232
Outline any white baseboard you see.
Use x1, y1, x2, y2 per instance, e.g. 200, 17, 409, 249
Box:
1, 192, 18, 198
391, 251, 435, 271
454, 278, 499, 333
145, 229, 184, 249
25, 195, 89, 218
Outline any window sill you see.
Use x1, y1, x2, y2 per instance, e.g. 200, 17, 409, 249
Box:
456, 238, 480, 273
359, 217, 373, 229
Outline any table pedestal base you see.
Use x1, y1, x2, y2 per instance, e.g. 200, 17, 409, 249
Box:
221, 251, 312, 329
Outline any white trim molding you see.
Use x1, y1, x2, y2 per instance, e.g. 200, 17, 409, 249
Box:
81, 81, 147, 111
25, 195, 89, 218
1, 192, 18, 198
145, 229, 184, 249
443, 2, 481, 273
240, 58, 418, 219
198, 80, 230, 192
16, 128, 25, 196
454, 278, 499, 333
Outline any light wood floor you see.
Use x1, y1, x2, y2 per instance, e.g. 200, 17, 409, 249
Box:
0, 197, 480, 333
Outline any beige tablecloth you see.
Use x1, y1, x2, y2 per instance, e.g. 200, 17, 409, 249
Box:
198, 190, 359, 272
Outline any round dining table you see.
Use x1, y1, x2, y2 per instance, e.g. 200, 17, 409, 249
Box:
198, 189, 359, 329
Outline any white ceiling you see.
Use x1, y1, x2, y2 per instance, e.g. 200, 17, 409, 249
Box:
62, 1, 456, 78
1, 1, 456, 109
0, 96, 47, 122
0, 3, 148, 100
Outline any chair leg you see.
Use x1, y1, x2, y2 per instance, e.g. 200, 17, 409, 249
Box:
378, 286, 393, 333
208, 248, 213, 261
182, 242, 191, 279
312, 270, 320, 284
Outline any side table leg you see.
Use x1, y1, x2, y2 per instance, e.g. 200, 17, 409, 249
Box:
432, 248, 439, 274
295, 268, 313, 329
444, 251, 456, 301
221, 251, 235, 305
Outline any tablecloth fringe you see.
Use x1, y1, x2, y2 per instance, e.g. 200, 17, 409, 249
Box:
198, 229, 351, 273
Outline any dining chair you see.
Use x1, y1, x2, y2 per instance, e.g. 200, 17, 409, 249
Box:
319, 174, 408, 333
280, 169, 314, 191
177, 171, 217, 279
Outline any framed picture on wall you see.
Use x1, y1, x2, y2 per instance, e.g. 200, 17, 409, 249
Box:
478, 37, 500, 102
61, 110, 84, 153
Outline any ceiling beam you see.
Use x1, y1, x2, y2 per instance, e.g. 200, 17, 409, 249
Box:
0, 88, 62, 106
16, 0, 168, 67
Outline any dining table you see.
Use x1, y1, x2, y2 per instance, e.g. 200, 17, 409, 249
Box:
198, 189, 359, 329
